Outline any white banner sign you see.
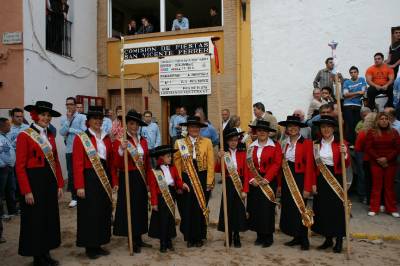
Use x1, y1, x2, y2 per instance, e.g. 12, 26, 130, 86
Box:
159, 54, 211, 96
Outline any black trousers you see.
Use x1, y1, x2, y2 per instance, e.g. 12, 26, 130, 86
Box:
343, 105, 361, 145
367, 85, 394, 110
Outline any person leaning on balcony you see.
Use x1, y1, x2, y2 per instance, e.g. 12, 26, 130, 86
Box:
172, 11, 189, 31
138, 17, 154, 34
127, 19, 137, 35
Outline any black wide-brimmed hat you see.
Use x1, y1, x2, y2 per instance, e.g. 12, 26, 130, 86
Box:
313, 115, 338, 127
179, 116, 207, 128
278, 115, 307, 128
24, 101, 61, 117
86, 106, 104, 119
224, 127, 244, 140
248, 120, 276, 132
126, 110, 147, 127
150, 145, 178, 158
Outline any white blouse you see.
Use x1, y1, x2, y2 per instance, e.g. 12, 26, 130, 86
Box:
320, 136, 334, 166
285, 135, 301, 163
160, 165, 175, 186
229, 148, 238, 169
89, 128, 107, 160
189, 136, 197, 159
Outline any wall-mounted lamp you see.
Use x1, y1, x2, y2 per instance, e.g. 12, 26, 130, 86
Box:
241, 0, 247, 21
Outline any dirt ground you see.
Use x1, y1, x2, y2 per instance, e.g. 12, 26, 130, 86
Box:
1, 178, 400, 266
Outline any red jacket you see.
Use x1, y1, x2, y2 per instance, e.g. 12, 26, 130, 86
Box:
313, 139, 351, 186
250, 141, 283, 183
354, 131, 369, 161
278, 137, 314, 192
215, 150, 250, 193
365, 129, 400, 166
148, 164, 183, 206
112, 136, 151, 187
72, 130, 116, 189
16, 127, 64, 195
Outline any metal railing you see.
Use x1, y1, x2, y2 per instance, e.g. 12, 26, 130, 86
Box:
46, 15, 72, 57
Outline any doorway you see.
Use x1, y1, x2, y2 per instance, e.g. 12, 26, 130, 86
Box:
168, 95, 208, 117
108, 88, 143, 114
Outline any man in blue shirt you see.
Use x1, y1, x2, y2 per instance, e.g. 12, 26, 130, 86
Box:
343, 66, 367, 144
7, 108, 29, 149
141, 111, 161, 150
171, 107, 188, 144
169, 107, 180, 141
59, 97, 87, 208
171, 12, 189, 31
0, 118, 16, 220
102, 109, 112, 135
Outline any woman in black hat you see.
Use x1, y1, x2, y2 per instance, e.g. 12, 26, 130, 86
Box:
16, 101, 64, 266
113, 110, 152, 253
148, 145, 189, 252
216, 127, 249, 247
312, 115, 350, 253
277, 116, 314, 251
73, 106, 114, 259
173, 116, 215, 248
246, 120, 282, 248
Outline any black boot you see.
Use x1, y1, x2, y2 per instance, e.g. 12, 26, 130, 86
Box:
43, 252, 59, 266
138, 236, 152, 248
33, 256, 47, 266
85, 247, 100, 260
300, 237, 310, 251
284, 237, 301, 247
224, 232, 233, 247
317, 237, 333, 250
333, 237, 343, 253
160, 240, 167, 253
262, 234, 273, 248
233, 232, 241, 248
95, 246, 110, 256
254, 233, 263, 246
167, 239, 175, 251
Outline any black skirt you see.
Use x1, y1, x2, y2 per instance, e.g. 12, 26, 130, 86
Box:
19, 165, 61, 256
113, 170, 148, 238
279, 161, 308, 237
76, 168, 112, 247
247, 178, 277, 234
312, 165, 345, 237
148, 187, 177, 240
217, 176, 247, 233
178, 160, 208, 242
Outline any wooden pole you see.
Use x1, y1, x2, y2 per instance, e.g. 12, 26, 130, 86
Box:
120, 36, 134, 256
334, 75, 351, 260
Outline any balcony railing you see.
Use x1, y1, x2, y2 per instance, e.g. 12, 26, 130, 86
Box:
46, 17, 72, 58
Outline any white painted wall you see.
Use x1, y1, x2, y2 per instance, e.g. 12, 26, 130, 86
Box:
251, 0, 400, 121
23, 0, 98, 175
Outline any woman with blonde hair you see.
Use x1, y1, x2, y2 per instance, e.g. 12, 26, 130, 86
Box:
365, 112, 400, 217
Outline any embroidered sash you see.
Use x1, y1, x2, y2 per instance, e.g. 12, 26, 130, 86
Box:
223, 153, 245, 206
23, 128, 57, 181
177, 138, 209, 224
77, 132, 113, 202
282, 159, 314, 228
126, 141, 147, 185
152, 169, 175, 217
313, 143, 351, 209
246, 147, 277, 204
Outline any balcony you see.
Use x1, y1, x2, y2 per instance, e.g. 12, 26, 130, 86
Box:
46, 18, 72, 58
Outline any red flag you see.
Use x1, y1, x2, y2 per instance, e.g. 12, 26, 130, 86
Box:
213, 42, 220, 73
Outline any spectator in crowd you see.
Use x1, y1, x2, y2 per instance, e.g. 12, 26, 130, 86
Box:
194, 108, 219, 146
366, 52, 395, 110
227, 115, 241, 132
76, 102, 84, 114
313, 57, 335, 91
7, 108, 28, 149
138, 17, 154, 34
102, 109, 113, 135
365, 112, 400, 217
306, 103, 335, 140
355, 112, 377, 205
170, 107, 187, 144
386, 27, 400, 79
307, 88, 323, 119
59, 97, 87, 208
172, 11, 189, 31
250, 102, 278, 139
384, 107, 400, 133
208, 6, 221, 27
321, 87, 335, 104
111, 106, 124, 141
141, 111, 161, 150
127, 19, 137, 35
222, 109, 231, 130
169, 107, 181, 141
0, 118, 17, 219
355, 107, 372, 134
343, 66, 367, 144
293, 109, 311, 139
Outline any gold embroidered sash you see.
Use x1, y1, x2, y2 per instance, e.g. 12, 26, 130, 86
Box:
246, 147, 277, 204
23, 128, 57, 181
223, 153, 245, 206
77, 132, 113, 202
313, 143, 351, 209
177, 138, 209, 224
152, 169, 175, 217
282, 159, 314, 228
126, 141, 147, 185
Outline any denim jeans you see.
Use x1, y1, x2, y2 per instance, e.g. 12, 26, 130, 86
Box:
343, 105, 361, 145
355, 152, 366, 199
66, 153, 77, 200
0, 166, 17, 215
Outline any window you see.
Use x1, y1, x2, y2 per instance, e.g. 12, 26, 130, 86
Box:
46, 0, 72, 57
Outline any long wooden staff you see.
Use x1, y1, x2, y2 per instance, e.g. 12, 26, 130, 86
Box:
212, 38, 230, 251
120, 36, 134, 256
334, 74, 351, 260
